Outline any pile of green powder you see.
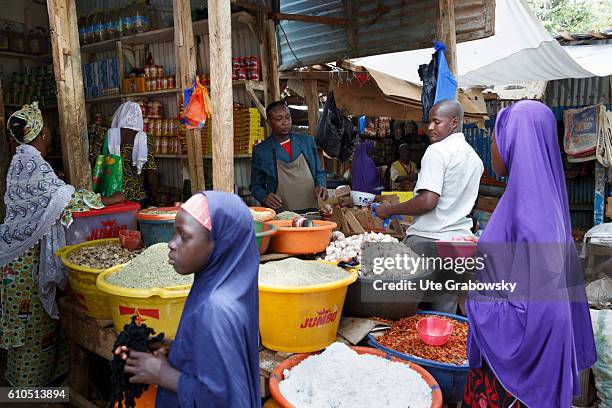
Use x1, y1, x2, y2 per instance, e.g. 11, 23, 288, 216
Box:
259, 258, 350, 287
106, 243, 193, 289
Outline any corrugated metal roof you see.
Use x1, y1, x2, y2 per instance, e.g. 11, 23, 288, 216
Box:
278, 0, 495, 69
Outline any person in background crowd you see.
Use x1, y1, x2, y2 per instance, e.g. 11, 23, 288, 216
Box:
90, 102, 159, 207
390, 143, 419, 191
0, 102, 123, 387
115, 192, 260, 407
463, 101, 596, 407
250, 101, 327, 212
351, 140, 381, 194
375, 99, 484, 313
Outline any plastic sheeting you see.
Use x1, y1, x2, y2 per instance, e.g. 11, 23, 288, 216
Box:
354, 0, 612, 87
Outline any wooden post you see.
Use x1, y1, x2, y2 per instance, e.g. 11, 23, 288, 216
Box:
174, 0, 205, 194
267, 20, 281, 101
47, 0, 91, 189
209, 0, 234, 192
304, 80, 319, 137
0, 87, 7, 219
437, 0, 458, 89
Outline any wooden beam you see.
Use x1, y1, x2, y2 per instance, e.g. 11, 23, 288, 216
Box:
174, 0, 205, 194
47, 0, 90, 189
437, 0, 458, 84
279, 70, 332, 80
267, 20, 281, 101
209, 0, 235, 192
272, 12, 351, 27
304, 80, 319, 137
0, 87, 7, 219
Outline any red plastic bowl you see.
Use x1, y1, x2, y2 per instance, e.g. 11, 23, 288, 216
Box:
118, 229, 143, 250
417, 317, 453, 346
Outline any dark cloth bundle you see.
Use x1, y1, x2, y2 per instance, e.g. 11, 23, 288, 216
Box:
109, 316, 164, 408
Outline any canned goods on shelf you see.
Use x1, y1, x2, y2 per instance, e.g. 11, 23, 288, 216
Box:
166, 76, 175, 89
157, 66, 164, 78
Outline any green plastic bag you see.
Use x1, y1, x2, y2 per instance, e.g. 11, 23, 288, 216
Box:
91, 133, 123, 197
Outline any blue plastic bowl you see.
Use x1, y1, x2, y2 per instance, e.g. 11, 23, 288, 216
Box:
368, 311, 469, 403
137, 218, 176, 247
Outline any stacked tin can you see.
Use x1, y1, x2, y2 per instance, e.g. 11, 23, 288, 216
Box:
231, 56, 260, 81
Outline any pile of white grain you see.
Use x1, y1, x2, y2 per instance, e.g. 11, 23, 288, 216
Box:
258, 258, 349, 287
279, 342, 432, 408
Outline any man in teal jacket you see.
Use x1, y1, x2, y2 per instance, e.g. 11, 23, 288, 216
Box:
250, 101, 327, 212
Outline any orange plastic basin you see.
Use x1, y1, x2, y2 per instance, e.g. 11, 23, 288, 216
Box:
269, 346, 443, 408
249, 206, 276, 222
266, 220, 336, 255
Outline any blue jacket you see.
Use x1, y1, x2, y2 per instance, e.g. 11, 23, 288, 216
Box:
249, 133, 326, 204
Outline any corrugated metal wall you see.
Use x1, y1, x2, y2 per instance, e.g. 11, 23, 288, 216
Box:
278, 0, 495, 69
544, 76, 611, 108
463, 122, 505, 181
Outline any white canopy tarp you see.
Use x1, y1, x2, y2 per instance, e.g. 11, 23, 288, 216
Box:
354, 0, 612, 88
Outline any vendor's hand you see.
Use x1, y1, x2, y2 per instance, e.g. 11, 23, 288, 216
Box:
264, 193, 283, 209
124, 351, 169, 385
375, 203, 393, 219
149, 339, 172, 358
102, 192, 126, 206
115, 345, 129, 361
314, 186, 328, 201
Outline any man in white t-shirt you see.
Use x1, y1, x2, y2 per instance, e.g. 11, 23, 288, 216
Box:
374, 99, 484, 313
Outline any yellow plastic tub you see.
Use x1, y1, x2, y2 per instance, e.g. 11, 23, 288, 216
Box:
382, 191, 414, 203
96, 265, 191, 338
56, 238, 129, 319
258, 262, 358, 353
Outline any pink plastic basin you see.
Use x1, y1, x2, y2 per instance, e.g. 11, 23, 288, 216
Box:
417, 317, 453, 346
436, 238, 477, 259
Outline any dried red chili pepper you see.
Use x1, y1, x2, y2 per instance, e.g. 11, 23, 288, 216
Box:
376, 314, 468, 365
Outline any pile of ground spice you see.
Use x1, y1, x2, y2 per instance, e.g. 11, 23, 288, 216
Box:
376, 314, 468, 365
106, 243, 193, 289
259, 258, 349, 287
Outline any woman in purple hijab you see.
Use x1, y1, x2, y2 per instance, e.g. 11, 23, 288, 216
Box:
464, 101, 596, 407
351, 140, 380, 194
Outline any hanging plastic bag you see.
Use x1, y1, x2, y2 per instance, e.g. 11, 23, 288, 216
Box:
182, 76, 212, 129
315, 92, 356, 162
92, 133, 123, 197
418, 41, 457, 122
433, 41, 457, 104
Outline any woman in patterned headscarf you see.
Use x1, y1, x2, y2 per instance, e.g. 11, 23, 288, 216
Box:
89, 102, 160, 207
0, 102, 124, 387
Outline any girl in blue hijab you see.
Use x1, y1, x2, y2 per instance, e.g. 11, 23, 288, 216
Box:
116, 191, 261, 407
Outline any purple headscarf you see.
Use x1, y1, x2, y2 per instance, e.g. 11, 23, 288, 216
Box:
466, 101, 596, 407
351, 140, 379, 194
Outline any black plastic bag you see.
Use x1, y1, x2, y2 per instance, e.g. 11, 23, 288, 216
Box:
316, 92, 356, 162
418, 49, 439, 123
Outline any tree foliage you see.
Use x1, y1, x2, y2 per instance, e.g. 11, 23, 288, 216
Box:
527, 0, 612, 33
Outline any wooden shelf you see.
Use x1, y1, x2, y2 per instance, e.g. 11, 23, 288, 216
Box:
4, 103, 57, 110
155, 153, 251, 159
85, 88, 181, 104
80, 12, 255, 54
0, 51, 52, 61
85, 82, 261, 105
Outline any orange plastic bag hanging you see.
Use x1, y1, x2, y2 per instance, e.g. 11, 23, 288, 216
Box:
183, 77, 212, 129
